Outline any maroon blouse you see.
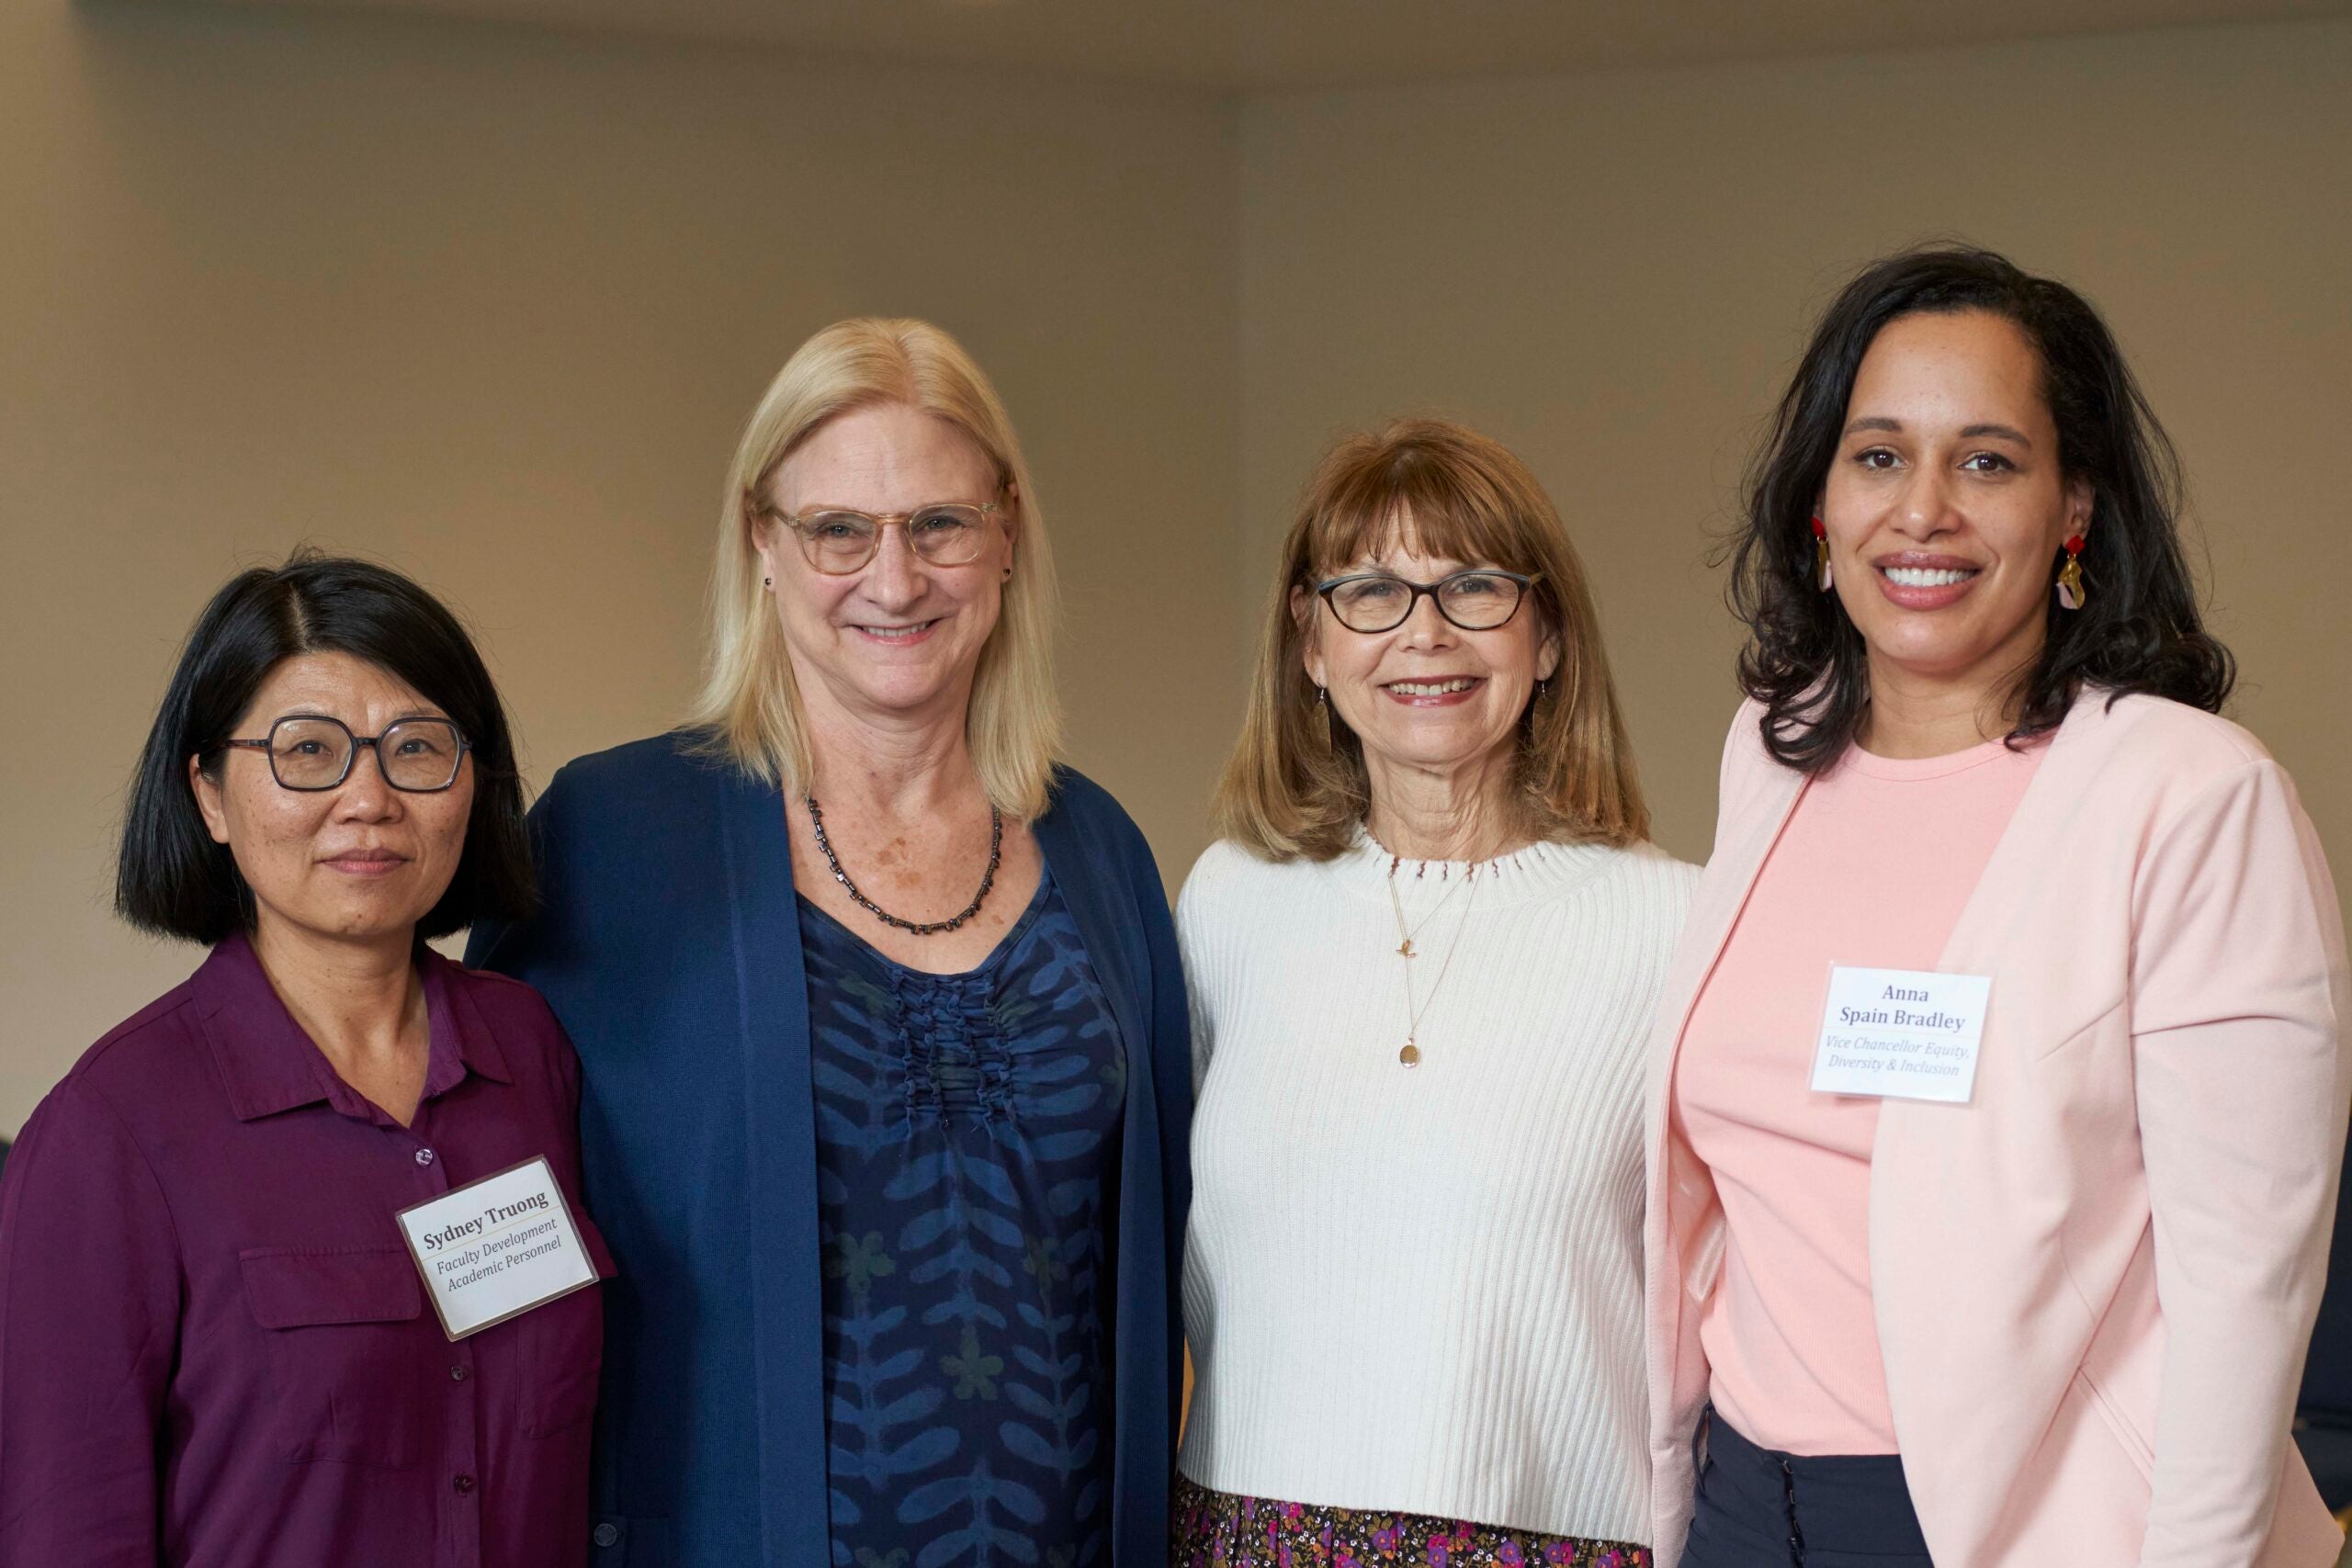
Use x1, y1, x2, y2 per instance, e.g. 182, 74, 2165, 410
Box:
0, 933, 609, 1568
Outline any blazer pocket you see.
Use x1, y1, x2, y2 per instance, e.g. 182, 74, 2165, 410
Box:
520, 1214, 613, 1438
241, 1246, 427, 1468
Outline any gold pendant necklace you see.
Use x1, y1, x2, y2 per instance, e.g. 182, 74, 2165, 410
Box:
1385, 859, 1484, 1067
1384, 857, 1475, 958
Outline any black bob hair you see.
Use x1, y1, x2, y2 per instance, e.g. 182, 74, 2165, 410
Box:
116, 552, 536, 944
1726, 243, 2234, 773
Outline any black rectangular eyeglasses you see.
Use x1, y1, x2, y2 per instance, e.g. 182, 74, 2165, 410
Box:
222, 716, 470, 793
1314, 569, 1536, 634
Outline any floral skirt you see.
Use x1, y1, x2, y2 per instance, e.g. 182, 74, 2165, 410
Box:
1172, 1474, 1652, 1568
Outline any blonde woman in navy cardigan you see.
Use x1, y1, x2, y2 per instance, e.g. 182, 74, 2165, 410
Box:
470, 318, 1191, 1567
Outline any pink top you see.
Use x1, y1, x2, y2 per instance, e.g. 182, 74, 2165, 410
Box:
1673, 734, 2043, 1455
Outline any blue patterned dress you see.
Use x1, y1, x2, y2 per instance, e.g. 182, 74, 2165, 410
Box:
803, 868, 1126, 1568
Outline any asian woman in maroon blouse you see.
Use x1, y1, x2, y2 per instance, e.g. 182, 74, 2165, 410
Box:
0, 554, 607, 1568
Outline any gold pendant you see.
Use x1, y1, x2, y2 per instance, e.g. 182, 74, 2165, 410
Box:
1399, 1041, 1421, 1067
2057, 556, 2086, 611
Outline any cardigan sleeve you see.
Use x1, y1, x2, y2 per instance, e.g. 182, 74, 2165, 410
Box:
1137, 832, 1196, 1441
465, 763, 575, 980
2127, 758, 2350, 1567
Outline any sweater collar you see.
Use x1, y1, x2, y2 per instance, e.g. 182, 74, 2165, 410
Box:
1328, 827, 1623, 912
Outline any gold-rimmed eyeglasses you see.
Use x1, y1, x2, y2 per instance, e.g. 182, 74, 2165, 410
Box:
753, 500, 1004, 576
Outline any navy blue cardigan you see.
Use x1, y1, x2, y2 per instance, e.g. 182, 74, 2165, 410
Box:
467, 735, 1191, 1567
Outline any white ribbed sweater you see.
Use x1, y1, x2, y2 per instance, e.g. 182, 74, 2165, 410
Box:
1175, 833, 1697, 1542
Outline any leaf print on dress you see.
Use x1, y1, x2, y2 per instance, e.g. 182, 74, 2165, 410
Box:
811, 968, 913, 1159
805, 876, 1124, 1567
900, 1457, 1048, 1568
895, 1148, 1022, 1331
825, 1254, 961, 1494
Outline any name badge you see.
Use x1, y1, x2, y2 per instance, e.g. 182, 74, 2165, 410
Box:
1808, 965, 1990, 1104
396, 1156, 598, 1340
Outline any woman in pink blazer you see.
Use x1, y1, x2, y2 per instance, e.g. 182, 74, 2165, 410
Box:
1647, 246, 2349, 1566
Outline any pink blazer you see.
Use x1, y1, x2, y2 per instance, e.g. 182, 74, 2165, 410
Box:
1644, 691, 2351, 1567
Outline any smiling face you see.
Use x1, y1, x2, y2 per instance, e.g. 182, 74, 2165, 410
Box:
752, 401, 1013, 734
1299, 521, 1560, 797
1822, 309, 2091, 698
190, 650, 474, 950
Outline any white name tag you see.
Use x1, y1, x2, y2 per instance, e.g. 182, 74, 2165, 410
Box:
396, 1156, 598, 1340
1809, 965, 1990, 1104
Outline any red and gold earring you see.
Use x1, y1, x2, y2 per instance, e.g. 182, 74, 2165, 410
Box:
1811, 515, 1832, 592
2056, 533, 2086, 611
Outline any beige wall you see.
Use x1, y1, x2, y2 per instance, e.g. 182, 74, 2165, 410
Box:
0, 2, 1240, 1131
8, 7, 2351, 1134
1238, 19, 2352, 878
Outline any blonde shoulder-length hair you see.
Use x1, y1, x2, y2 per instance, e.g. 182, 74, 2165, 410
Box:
689, 317, 1061, 820
1216, 418, 1647, 861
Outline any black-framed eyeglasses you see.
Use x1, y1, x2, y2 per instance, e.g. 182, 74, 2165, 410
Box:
1313, 569, 1537, 634
222, 716, 470, 793
752, 500, 1004, 576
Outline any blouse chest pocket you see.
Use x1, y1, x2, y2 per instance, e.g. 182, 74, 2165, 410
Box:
241, 1246, 428, 1469
516, 1214, 614, 1438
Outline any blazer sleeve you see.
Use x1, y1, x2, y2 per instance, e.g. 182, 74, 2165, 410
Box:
2127, 757, 2350, 1567
0, 1080, 179, 1568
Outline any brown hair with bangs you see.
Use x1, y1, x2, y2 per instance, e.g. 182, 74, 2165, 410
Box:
1215, 418, 1648, 861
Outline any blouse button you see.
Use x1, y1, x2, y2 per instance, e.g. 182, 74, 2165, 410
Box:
414, 1148, 436, 1167
449, 1362, 469, 1382
594, 1523, 622, 1549
452, 1473, 476, 1495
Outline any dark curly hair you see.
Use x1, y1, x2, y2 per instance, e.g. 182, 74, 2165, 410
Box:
1727, 244, 2233, 773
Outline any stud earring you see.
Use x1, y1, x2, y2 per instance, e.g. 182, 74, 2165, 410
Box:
2056, 534, 2086, 611
763, 577, 772, 588
1811, 515, 1832, 592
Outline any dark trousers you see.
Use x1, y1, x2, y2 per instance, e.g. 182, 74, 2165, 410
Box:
1680, 1408, 1933, 1567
